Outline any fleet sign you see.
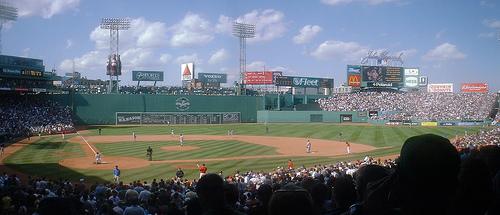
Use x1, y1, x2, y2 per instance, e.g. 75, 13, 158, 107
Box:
132, 71, 164, 81
405, 76, 419, 87
275, 76, 333, 88
198, 73, 227, 83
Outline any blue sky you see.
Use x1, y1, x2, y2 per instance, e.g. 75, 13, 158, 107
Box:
3, 0, 500, 91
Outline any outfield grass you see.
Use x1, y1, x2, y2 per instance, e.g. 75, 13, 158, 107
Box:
4, 124, 485, 182
94, 140, 278, 160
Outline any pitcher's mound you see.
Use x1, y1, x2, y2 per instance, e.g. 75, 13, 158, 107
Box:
161, 146, 199, 151
59, 156, 150, 170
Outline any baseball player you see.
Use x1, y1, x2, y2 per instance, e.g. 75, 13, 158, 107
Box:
197, 163, 207, 178
306, 139, 312, 153
346, 141, 351, 154
179, 133, 184, 147
146, 146, 153, 161
61, 131, 65, 140
171, 128, 174, 136
133, 132, 136, 142
0, 143, 4, 156
95, 152, 102, 164
113, 165, 121, 183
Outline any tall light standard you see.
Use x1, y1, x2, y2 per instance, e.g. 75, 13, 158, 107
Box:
232, 22, 255, 95
0, 0, 17, 54
100, 18, 130, 94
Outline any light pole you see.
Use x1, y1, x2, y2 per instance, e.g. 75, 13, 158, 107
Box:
0, 0, 17, 54
100, 18, 130, 94
232, 22, 255, 95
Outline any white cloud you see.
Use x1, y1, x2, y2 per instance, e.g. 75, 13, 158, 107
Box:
480, 1, 494, 8
311, 39, 369, 61
422, 43, 466, 61
435, 29, 446, 39
59, 50, 105, 73
208, 49, 229, 65
395, 49, 418, 58
478, 32, 495, 38
246, 61, 289, 73
59, 17, 171, 77
169, 13, 214, 47
66, 39, 73, 49
160, 54, 172, 64
215, 15, 233, 34
483, 19, 500, 29
21, 48, 31, 57
13, 0, 80, 19
90, 17, 169, 50
175, 53, 200, 65
246, 61, 267, 71
217, 9, 287, 42
293, 25, 322, 44
321, 0, 398, 6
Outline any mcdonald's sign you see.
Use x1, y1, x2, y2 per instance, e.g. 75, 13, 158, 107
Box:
348, 74, 361, 87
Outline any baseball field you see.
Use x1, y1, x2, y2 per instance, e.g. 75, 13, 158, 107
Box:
0, 123, 482, 182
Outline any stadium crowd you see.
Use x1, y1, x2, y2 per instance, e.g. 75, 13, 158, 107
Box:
453, 127, 500, 150
317, 92, 497, 121
0, 95, 74, 141
1, 134, 499, 215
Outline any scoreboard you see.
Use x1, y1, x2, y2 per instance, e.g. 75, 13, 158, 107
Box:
361, 66, 403, 88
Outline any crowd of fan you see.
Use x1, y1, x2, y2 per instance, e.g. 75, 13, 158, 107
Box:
67, 85, 238, 96
0, 95, 74, 141
1, 134, 499, 215
317, 92, 497, 121
453, 127, 500, 151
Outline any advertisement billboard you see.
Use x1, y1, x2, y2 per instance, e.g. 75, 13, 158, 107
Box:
132, 71, 164, 81
404, 76, 419, 88
428, 83, 453, 93
244, 71, 282, 85
348, 74, 361, 87
181, 63, 194, 81
361, 66, 403, 88
347, 65, 361, 74
418, 76, 428, 86
275, 76, 333, 88
198, 73, 227, 83
421, 121, 438, 127
106, 54, 122, 76
460, 83, 488, 93
404, 68, 419, 76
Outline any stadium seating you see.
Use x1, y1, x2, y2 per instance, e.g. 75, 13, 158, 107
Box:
318, 92, 498, 121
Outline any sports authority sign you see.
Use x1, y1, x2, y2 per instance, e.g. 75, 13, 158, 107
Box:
428, 83, 453, 93
348, 74, 361, 87
181, 63, 194, 81
198, 73, 227, 83
244, 71, 282, 85
132, 71, 164, 81
460, 83, 488, 93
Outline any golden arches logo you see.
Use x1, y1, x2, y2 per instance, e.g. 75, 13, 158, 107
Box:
348, 75, 360, 86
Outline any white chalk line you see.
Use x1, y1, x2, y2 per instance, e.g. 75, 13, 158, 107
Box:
77, 132, 96, 155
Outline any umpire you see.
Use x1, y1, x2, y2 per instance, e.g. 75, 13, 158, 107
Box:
146, 146, 153, 161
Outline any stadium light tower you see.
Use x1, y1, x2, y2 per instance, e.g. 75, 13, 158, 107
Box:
100, 18, 130, 94
0, 0, 17, 54
232, 22, 255, 93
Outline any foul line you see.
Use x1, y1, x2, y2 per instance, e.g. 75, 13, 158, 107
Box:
77, 132, 96, 155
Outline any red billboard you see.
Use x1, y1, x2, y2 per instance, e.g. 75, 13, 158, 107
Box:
348, 74, 361, 87
244, 71, 282, 85
461, 83, 488, 93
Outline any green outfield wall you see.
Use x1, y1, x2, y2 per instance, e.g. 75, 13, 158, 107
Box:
257, 111, 368, 123
44, 94, 264, 124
